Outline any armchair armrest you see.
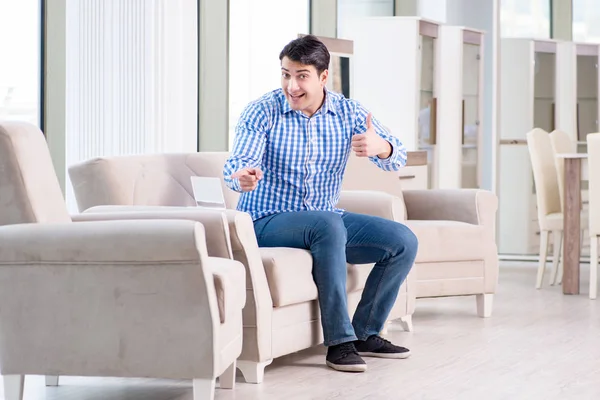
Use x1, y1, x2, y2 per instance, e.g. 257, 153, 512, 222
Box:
338, 190, 405, 222
0, 219, 207, 264
0, 219, 226, 379
402, 189, 498, 228
223, 210, 273, 363
73, 205, 232, 259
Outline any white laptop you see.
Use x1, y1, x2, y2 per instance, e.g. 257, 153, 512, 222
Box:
190, 176, 226, 210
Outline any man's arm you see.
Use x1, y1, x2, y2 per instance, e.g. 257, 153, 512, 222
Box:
352, 102, 407, 171
223, 102, 269, 192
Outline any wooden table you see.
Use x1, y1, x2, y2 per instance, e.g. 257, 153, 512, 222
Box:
556, 153, 589, 295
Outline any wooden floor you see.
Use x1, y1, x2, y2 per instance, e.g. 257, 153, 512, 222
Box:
3, 262, 600, 400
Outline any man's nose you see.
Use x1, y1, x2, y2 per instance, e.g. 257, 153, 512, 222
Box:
287, 78, 299, 91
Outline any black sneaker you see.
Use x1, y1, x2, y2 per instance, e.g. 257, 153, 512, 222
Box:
326, 341, 367, 372
355, 335, 411, 359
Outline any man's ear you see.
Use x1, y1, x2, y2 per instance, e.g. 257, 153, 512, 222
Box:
320, 69, 329, 86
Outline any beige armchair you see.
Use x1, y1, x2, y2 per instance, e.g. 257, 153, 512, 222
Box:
0, 121, 245, 400
341, 152, 499, 317
68, 152, 416, 383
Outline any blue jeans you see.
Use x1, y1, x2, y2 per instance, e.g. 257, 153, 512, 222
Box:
253, 210, 418, 347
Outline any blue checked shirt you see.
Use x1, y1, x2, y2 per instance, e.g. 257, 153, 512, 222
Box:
223, 88, 407, 221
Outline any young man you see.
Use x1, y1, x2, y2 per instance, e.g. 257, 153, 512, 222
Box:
223, 35, 418, 373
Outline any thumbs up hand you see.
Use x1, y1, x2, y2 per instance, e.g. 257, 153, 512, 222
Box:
352, 113, 392, 158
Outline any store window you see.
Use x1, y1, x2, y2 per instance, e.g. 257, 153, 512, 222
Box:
0, 0, 43, 126
573, 0, 600, 43
500, 0, 550, 38
228, 0, 310, 150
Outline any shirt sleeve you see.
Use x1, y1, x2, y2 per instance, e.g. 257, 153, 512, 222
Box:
223, 102, 269, 192
352, 102, 407, 171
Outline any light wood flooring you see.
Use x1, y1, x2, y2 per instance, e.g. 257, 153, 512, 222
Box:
3, 262, 600, 400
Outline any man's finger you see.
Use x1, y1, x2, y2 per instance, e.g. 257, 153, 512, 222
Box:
366, 113, 373, 130
352, 134, 366, 142
239, 175, 257, 183
253, 168, 264, 180
231, 168, 250, 179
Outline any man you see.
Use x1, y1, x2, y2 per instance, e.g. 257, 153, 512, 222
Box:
223, 35, 418, 373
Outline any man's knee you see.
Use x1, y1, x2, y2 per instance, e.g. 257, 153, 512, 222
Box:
312, 212, 347, 244
393, 223, 419, 261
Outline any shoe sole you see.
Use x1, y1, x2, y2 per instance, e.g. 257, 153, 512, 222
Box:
358, 351, 411, 359
326, 361, 368, 372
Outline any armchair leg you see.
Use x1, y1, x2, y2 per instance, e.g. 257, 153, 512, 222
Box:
237, 359, 272, 384
219, 360, 236, 389
45, 375, 59, 386
398, 315, 413, 332
192, 378, 216, 400
476, 294, 493, 317
379, 320, 391, 335
3, 375, 24, 400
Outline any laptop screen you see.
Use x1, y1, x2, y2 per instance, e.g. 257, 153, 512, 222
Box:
190, 176, 226, 209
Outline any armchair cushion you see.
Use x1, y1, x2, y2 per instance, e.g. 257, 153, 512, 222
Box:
405, 220, 488, 263
259, 247, 397, 308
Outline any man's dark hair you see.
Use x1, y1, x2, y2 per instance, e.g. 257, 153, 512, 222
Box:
279, 35, 330, 75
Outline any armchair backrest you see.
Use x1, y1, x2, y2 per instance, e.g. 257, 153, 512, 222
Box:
0, 121, 71, 225
69, 152, 240, 212
69, 150, 410, 219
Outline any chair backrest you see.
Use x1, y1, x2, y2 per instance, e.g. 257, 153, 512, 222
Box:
587, 133, 600, 235
0, 121, 71, 225
68, 152, 241, 212
341, 152, 407, 219
549, 129, 576, 211
526, 128, 562, 225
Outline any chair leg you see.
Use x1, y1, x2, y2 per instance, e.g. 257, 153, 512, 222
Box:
192, 378, 215, 400
476, 294, 493, 317
45, 375, 59, 386
398, 315, 413, 332
590, 236, 598, 300
237, 359, 272, 384
536, 230, 550, 289
550, 231, 563, 285
219, 360, 236, 389
557, 237, 564, 284
3, 375, 24, 400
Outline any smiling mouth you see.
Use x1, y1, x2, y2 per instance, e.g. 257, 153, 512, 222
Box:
289, 93, 305, 100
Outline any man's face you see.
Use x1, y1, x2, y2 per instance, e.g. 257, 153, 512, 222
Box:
281, 56, 328, 117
